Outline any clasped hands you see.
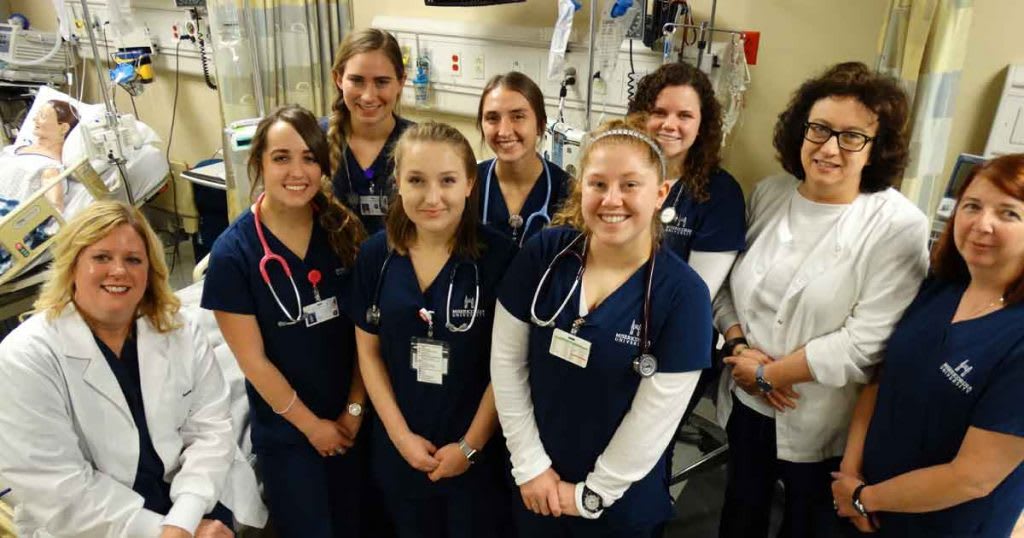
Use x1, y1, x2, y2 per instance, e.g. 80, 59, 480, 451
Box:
722, 347, 801, 412
394, 430, 472, 483
518, 468, 582, 518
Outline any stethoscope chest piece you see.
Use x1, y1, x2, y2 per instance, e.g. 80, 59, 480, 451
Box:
508, 214, 524, 229
659, 207, 677, 225
366, 305, 382, 326
633, 353, 658, 378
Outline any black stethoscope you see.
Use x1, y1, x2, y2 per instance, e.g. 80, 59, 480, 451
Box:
528, 233, 659, 377
365, 251, 481, 333
482, 156, 552, 247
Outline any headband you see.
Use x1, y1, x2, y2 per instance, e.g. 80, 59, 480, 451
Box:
588, 128, 668, 180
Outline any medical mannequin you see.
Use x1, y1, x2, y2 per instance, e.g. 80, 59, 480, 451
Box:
0, 100, 78, 210
627, 63, 745, 300
476, 72, 571, 247
491, 118, 711, 537
715, 62, 929, 537
0, 201, 264, 538
348, 122, 516, 538
327, 29, 414, 234
833, 154, 1024, 536
202, 105, 368, 538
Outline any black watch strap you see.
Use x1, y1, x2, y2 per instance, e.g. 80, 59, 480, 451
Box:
852, 483, 870, 518
721, 336, 748, 358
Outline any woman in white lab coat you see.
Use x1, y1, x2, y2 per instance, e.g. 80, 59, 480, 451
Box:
0, 201, 265, 538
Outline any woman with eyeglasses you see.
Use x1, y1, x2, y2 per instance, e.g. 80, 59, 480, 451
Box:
713, 62, 930, 537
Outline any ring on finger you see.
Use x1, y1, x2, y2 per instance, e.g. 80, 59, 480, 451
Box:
832, 499, 838, 511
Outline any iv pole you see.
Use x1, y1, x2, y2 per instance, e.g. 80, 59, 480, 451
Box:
77, 0, 135, 205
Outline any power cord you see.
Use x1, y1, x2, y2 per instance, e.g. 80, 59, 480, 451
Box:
191, 9, 218, 90
164, 39, 184, 274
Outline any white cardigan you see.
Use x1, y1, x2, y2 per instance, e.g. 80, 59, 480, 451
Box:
714, 173, 929, 462
0, 305, 267, 537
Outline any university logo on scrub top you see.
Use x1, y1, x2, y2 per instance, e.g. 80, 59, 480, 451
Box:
614, 319, 642, 348
664, 217, 692, 238
939, 359, 974, 394
451, 295, 485, 320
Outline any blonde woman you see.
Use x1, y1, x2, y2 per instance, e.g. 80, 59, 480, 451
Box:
326, 28, 414, 235
0, 200, 264, 538
491, 118, 712, 537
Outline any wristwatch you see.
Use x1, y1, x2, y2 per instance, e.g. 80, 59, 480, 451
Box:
852, 483, 870, 518
755, 364, 774, 394
721, 336, 749, 358
581, 485, 604, 515
347, 402, 363, 417
457, 436, 479, 464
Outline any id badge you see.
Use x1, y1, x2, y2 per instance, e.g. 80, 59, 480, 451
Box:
303, 297, 340, 327
359, 195, 387, 216
549, 328, 591, 368
410, 337, 450, 385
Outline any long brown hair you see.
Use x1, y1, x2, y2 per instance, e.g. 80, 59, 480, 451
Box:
552, 115, 667, 245
386, 121, 483, 260
931, 153, 1024, 305
327, 29, 406, 175
476, 71, 548, 138
627, 62, 722, 203
248, 105, 366, 266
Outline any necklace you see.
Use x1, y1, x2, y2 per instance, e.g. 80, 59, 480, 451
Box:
963, 295, 1005, 319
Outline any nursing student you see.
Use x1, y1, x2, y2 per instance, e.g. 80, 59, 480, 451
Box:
491, 118, 712, 537
477, 72, 571, 247
327, 28, 414, 234
628, 62, 745, 299
347, 122, 517, 538
201, 105, 368, 538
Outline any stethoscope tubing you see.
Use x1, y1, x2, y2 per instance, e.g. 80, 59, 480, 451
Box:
368, 251, 481, 334
482, 156, 552, 246
253, 193, 305, 326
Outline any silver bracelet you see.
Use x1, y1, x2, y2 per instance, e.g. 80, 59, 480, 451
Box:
273, 390, 298, 415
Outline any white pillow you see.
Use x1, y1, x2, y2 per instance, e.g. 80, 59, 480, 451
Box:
14, 86, 104, 149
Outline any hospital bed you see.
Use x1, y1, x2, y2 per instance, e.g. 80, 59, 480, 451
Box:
0, 87, 170, 297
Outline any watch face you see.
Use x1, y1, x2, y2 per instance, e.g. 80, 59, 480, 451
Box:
584, 491, 601, 511
348, 403, 363, 416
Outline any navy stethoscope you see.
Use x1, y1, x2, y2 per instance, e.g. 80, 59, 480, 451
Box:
529, 233, 659, 377
365, 251, 481, 333
253, 192, 322, 327
481, 156, 552, 246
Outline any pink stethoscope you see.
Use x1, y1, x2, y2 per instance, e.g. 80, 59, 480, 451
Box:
253, 192, 322, 327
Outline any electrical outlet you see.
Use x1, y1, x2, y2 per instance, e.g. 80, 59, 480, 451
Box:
472, 55, 485, 80
450, 51, 462, 77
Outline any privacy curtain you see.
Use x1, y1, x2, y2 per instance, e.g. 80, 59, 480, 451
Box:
876, 0, 973, 217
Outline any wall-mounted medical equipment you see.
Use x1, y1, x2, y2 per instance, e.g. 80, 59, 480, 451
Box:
543, 119, 585, 178
984, 64, 1024, 158
109, 47, 154, 96
0, 23, 69, 85
929, 153, 984, 249
425, 0, 524, 5
222, 118, 260, 220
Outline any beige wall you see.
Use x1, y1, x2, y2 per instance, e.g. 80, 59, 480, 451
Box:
13, 0, 1022, 194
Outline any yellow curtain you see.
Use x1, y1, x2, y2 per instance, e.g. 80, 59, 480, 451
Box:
877, 0, 973, 217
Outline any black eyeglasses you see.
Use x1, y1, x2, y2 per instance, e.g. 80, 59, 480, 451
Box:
803, 122, 875, 152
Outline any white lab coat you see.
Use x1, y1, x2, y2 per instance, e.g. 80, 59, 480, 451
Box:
714, 173, 930, 462
0, 304, 267, 537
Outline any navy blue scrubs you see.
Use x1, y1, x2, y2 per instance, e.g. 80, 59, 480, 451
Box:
201, 210, 362, 538
325, 116, 415, 235
347, 225, 517, 538
477, 158, 571, 248
862, 278, 1024, 537
498, 227, 712, 536
659, 168, 746, 262
93, 327, 232, 528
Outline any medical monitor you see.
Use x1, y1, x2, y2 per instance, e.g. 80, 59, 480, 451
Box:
929, 153, 986, 248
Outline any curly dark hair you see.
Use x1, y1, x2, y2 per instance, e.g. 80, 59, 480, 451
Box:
627, 62, 722, 203
773, 62, 909, 193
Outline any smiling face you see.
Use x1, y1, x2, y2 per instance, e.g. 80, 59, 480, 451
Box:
397, 141, 474, 239
580, 143, 669, 249
645, 84, 702, 165
799, 96, 879, 203
954, 175, 1024, 279
259, 120, 322, 210
336, 50, 404, 129
480, 85, 541, 164
73, 224, 149, 331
